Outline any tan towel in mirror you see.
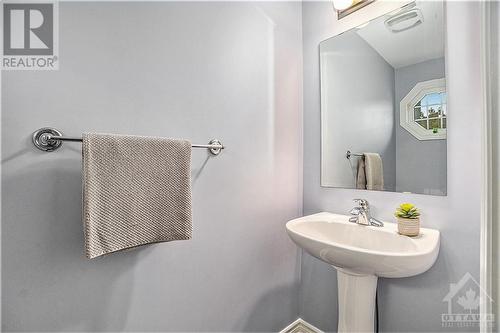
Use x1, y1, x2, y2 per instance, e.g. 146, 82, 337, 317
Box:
356, 157, 366, 189
82, 133, 192, 259
364, 153, 384, 191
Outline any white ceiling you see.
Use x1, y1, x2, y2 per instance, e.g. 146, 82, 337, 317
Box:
356, 1, 444, 69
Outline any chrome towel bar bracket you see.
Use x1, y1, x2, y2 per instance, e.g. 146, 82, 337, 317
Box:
32, 127, 225, 156
346, 150, 363, 159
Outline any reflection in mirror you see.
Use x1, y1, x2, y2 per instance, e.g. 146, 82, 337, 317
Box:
320, 1, 446, 195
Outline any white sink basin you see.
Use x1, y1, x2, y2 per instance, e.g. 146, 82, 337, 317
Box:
286, 212, 440, 278
286, 212, 440, 332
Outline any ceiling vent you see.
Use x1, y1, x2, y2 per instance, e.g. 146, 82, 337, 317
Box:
384, 8, 424, 33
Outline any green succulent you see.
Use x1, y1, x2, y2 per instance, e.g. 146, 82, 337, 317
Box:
394, 203, 420, 219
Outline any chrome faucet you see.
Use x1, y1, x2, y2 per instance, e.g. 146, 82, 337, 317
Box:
349, 199, 384, 227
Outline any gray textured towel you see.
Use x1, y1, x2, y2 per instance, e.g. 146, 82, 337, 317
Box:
82, 133, 192, 259
364, 153, 384, 191
356, 157, 366, 190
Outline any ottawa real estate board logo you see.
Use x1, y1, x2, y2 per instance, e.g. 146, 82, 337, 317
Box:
2, 1, 58, 70
442, 272, 495, 329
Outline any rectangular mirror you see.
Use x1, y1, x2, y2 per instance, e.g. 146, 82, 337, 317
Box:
320, 1, 446, 195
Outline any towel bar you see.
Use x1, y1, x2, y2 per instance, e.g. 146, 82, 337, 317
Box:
346, 151, 383, 160
346, 150, 363, 159
32, 127, 225, 156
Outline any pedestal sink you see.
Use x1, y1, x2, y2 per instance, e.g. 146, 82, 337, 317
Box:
286, 212, 440, 333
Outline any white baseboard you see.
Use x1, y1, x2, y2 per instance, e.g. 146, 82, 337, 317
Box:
280, 318, 324, 333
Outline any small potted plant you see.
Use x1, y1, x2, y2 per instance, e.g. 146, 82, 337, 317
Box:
394, 203, 420, 236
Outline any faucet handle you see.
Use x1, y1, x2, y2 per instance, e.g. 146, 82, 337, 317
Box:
353, 199, 369, 209
349, 207, 361, 215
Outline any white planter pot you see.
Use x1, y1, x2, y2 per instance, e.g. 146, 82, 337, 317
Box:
397, 217, 420, 236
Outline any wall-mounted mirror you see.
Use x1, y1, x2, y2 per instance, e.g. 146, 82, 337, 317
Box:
320, 1, 446, 195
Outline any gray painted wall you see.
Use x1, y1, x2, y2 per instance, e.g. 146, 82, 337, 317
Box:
320, 31, 396, 191
395, 58, 447, 195
301, 2, 481, 332
1, 2, 303, 331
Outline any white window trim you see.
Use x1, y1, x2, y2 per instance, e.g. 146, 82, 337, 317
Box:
400, 78, 447, 141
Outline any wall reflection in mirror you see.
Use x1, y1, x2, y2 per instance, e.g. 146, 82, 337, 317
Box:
320, 1, 446, 195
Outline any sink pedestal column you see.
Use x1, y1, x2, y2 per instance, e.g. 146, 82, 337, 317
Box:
336, 268, 378, 333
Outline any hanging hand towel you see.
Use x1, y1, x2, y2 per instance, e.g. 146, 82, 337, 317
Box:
356, 157, 367, 189
364, 153, 384, 191
82, 133, 192, 259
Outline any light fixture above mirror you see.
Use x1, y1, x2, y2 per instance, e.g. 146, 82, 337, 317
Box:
334, 0, 375, 19
332, 0, 354, 11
